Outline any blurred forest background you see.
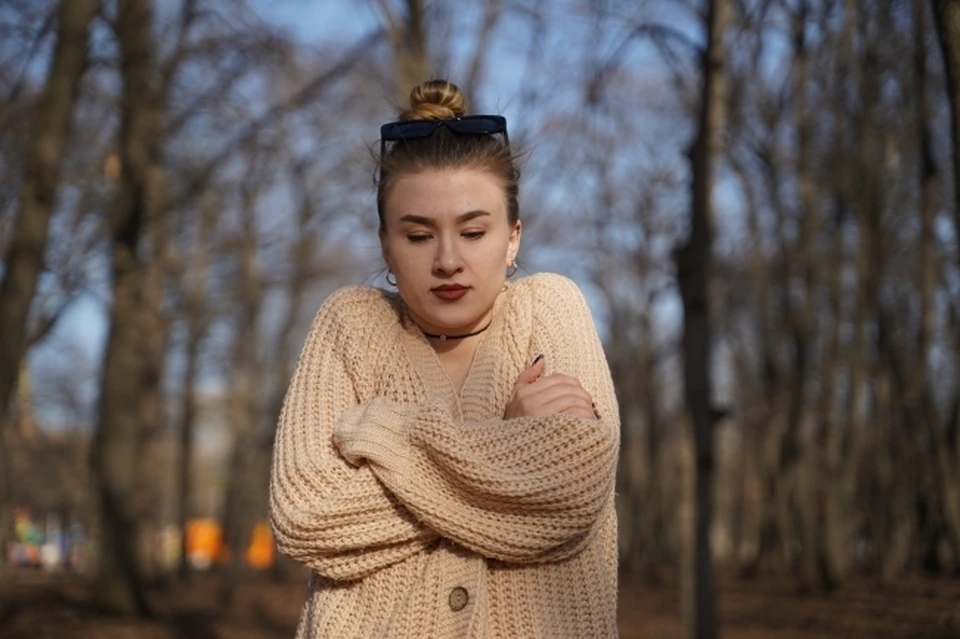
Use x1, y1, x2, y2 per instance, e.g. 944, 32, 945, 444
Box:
1, 0, 960, 638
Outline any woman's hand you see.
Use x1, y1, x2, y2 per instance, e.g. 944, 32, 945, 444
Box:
503, 356, 599, 420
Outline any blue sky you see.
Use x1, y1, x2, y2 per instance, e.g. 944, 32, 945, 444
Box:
253, 0, 378, 42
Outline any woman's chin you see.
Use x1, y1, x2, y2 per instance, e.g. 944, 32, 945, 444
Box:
420, 313, 483, 334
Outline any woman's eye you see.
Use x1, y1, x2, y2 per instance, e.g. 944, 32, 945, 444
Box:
407, 234, 431, 243
463, 231, 485, 240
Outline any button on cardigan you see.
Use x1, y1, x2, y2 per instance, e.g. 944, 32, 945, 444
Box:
269, 273, 620, 638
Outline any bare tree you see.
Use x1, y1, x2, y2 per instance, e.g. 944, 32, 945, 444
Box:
675, 0, 729, 636
173, 197, 216, 579
0, 0, 99, 415
783, 0, 835, 593
932, 0, 960, 266
219, 178, 267, 601
461, 0, 503, 103
91, 0, 158, 615
929, 2, 960, 571
0, 0, 100, 571
376, 0, 430, 102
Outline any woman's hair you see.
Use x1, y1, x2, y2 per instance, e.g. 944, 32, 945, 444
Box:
376, 79, 520, 230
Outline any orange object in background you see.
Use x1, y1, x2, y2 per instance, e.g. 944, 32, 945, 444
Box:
244, 520, 274, 569
185, 518, 224, 570
183, 518, 273, 570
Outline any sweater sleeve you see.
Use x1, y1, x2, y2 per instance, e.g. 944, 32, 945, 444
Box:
269, 289, 439, 581
333, 275, 620, 564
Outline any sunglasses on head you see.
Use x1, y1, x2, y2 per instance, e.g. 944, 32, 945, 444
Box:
380, 115, 509, 156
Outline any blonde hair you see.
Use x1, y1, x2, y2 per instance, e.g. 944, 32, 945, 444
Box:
377, 80, 520, 229
399, 80, 468, 120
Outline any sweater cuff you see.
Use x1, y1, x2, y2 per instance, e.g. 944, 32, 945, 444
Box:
333, 397, 413, 473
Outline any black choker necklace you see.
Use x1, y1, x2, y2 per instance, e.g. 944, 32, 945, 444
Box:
421, 321, 492, 341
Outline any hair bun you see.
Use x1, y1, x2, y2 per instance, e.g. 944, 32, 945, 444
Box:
400, 79, 467, 121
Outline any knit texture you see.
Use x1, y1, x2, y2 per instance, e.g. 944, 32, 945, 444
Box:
270, 273, 620, 638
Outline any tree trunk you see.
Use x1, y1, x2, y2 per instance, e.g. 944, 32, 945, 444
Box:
929, 0, 960, 575
931, 0, 960, 267
91, 0, 158, 616
399, 0, 428, 96
819, 0, 859, 581
176, 325, 200, 579
609, 307, 666, 580
175, 200, 214, 579
914, 0, 946, 577
135, 204, 171, 584
790, 0, 835, 594
675, 0, 728, 637
727, 150, 781, 578
219, 192, 264, 603
728, 163, 763, 575
639, 335, 667, 578
461, 0, 503, 105
0, 0, 100, 573
380, 0, 430, 103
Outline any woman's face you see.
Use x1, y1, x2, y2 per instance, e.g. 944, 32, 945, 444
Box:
380, 168, 521, 336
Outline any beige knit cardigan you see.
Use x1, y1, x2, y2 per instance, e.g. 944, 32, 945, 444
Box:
269, 273, 620, 638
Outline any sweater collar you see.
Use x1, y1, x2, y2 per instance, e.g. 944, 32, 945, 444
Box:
397, 282, 513, 414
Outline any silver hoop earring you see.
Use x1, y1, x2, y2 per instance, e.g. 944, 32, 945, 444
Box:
506, 262, 518, 278
386, 271, 397, 287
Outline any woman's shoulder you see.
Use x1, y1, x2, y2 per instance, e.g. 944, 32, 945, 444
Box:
315, 285, 403, 330
509, 272, 589, 307
322, 284, 398, 308
505, 272, 597, 334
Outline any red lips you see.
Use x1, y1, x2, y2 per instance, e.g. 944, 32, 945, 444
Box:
431, 285, 469, 301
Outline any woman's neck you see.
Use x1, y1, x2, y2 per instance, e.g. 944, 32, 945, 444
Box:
430, 331, 485, 355
406, 302, 495, 349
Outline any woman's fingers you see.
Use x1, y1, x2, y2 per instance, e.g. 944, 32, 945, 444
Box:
515, 387, 583, 417
505, 364, 598, 420
508, 373, 596, 419
514, 376, 587, 405
539, 392, 595, 418
513, 355, 546, 388
513, 373, 585, 397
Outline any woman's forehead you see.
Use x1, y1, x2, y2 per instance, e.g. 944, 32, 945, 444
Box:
384, 169, 509, 222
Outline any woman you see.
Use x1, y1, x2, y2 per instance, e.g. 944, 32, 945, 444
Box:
269, 79, 620, 638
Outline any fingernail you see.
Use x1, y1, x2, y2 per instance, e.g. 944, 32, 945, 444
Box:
532, 354, 544, 365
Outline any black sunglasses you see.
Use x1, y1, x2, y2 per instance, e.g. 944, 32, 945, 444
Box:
380, 115, 509, 155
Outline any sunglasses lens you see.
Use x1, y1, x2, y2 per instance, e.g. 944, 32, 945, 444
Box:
381, 116, 507, 142
381, 121, 440, 140
448, 116, 506, 134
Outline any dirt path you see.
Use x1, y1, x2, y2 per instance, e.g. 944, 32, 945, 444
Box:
619, 572, 960, 638
1, 570, 958, 638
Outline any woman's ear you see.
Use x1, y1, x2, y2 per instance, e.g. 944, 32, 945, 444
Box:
507, 220, 522, 265
379, 228, 392, 272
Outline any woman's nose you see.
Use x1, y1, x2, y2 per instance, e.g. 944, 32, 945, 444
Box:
434, 236, 464, 275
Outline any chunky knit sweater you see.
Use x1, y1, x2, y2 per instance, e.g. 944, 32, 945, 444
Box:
269, 272, 620, 638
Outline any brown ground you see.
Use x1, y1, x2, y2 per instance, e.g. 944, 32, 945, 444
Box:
0, 569, 958, 638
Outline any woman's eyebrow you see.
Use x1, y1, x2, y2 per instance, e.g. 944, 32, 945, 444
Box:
398, 214, 435, 226
458, 210, 490, 223
398, 210, 491, 226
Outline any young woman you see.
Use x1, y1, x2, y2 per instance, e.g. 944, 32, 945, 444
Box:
269, 80, 620, 638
